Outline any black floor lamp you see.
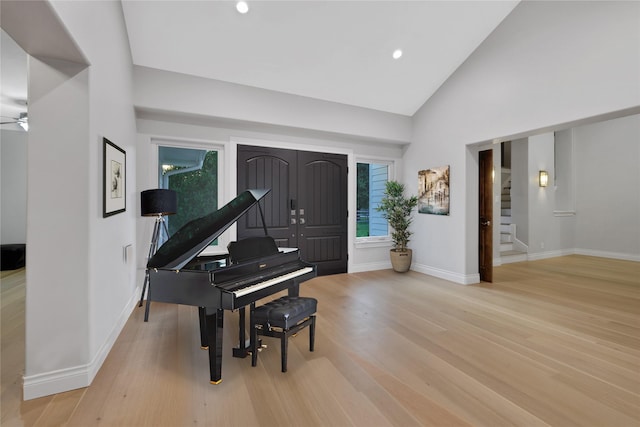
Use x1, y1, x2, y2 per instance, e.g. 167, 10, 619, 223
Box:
139, 189, 177, 321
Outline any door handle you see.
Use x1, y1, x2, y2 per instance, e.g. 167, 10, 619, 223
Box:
481, 220, 491, 226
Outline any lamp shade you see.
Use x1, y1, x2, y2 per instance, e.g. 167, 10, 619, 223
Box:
141, 189, 177, 216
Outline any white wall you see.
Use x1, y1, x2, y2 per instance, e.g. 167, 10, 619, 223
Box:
134, 66, 412, 144
526, 133, 577, 259
9, 0, 138, 399
573, 115, 640, 260
53, 0, 139, 371
553, 129, 576, 214
406, 1, 640, 283
0, 129, 27, 244
526, 132, 576, 258
25, 54, 92, 398
510, 138, 529, 247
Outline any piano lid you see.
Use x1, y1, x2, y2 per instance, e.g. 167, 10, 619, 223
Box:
147, 189, 270, 270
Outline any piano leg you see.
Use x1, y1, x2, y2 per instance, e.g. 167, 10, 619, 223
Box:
205, 308, 224, 384
232, 307, 249, 358
249, 302, 257, 365
288, 282, 300, 297
198, 307, 208, 349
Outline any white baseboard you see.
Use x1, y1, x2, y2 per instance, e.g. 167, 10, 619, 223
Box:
524, 248, 639, 262
23, 365, 91, 401
411, 262, 479, 285
351, 260, 478, 285
572, 248, 640, 262
349, 261, 391, 273
526, 249, 574, 261
23, 292, 138, 400
88, 292, 139, 380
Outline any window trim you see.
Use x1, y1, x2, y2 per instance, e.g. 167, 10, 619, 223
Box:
154, 139, 226, 255
355, 157, 395, 247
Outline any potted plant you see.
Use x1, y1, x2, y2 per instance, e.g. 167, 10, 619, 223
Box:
376, 180, 418, 272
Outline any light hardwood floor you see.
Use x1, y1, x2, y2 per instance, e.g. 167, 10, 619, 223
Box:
2, 255, 639, 426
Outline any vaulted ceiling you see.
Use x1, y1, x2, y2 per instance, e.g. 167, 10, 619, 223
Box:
122, 1, 518, 116
1, 1, 520, 132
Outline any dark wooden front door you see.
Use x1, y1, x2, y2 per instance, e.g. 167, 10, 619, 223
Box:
479, 149, 493, 282
237, 145, 348, 275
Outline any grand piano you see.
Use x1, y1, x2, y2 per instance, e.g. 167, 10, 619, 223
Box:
145, 189, 316, 383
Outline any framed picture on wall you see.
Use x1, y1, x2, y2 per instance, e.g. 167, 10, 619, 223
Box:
418, 165, 450, 215
103, 137, 126, 217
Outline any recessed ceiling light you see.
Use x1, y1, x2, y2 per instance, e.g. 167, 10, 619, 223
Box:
236, 1, 249, 14
392, 49, 403, 60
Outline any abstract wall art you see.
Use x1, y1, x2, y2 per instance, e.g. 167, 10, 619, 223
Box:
418, 165, 450, 215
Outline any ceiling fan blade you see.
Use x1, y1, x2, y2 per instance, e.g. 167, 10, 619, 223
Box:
0, 115, 27, 126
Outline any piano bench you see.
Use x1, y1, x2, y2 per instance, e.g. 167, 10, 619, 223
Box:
251, 296, 317, 373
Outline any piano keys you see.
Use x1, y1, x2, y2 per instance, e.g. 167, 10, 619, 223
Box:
231, 266, 314, 298
145, 189, 316, 384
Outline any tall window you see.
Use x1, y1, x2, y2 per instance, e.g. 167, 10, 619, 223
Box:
356, 161, 391, 239
158, 145, 220, 246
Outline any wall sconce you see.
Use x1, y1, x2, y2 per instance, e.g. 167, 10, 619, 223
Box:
539, 170, 549, 187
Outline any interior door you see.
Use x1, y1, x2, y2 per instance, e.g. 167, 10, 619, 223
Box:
237, 145, 347, 275
479, 149, 493, 282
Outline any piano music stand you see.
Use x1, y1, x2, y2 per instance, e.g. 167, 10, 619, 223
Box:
139, 189, 177, 321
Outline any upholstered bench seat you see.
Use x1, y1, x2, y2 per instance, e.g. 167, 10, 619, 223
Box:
251, 296, 317, 372
252, 296, 317, 329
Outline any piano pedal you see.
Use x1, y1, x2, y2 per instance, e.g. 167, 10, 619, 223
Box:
201, 346, 209, 350
247, 344, 268, 356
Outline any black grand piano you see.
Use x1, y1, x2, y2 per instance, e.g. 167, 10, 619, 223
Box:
145, 189, 316, 383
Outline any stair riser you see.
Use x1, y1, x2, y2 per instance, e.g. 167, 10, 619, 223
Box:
500, 243, 514, 251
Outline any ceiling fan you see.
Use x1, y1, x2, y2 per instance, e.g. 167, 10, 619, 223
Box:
0, 112, 28, 131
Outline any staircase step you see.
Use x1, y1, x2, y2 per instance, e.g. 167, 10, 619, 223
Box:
501, 209, 511, 216
500, 242, 514, 251
500, 250, 528, 264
